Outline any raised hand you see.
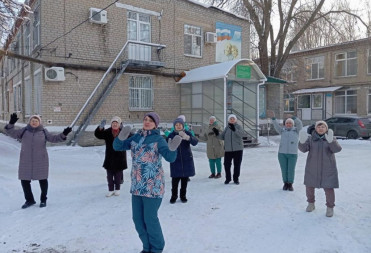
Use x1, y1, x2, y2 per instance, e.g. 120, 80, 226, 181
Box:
212, 127, 219, 136
168, 135, 182, 151
63, 127, 72, 136
299, 130, 308, 144
118, 125, 132, 140
228, 123, 235, 131
325, 129, 334, 143
9, 113, 19, 124
99, 119, 106, 129
178, 131, 190, 141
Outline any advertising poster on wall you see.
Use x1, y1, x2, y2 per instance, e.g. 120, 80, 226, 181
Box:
215, 22, 242, 62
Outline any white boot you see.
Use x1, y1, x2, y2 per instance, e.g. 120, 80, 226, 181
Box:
306, 203, 315, 212
106, 191, 114, 197
114, 190, 120, 196
326, 207, 334, 217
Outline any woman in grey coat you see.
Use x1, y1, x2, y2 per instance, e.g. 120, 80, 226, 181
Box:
4, 113, 72, 209
298, 120, 342, 217
204, 116, 224, 179
269, 111, 302, 191
219, 114, 244, 185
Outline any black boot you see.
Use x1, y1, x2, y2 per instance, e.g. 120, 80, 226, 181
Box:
288, 183, 294, 191
22, 201, 36, 209
215, 173, 221, 178
170, 195, 177, 204
283, 183, 289, 191
180, 189, 187, 203
208, 174, 215, 178
170, 187, 178, 204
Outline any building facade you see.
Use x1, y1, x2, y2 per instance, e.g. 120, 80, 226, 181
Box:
0, 0, 251, 145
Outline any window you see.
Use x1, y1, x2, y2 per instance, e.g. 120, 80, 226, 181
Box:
335, 51, 357, 77
25, 77, 32, 115
13, 82, 22, 112
33, 6, 40, 49
306, 56, 324, 80
297, 95, 311, 109
368, 89, 371, 114
312, 94, 322, 109
334, 90, 357, 114
284, 94, 295, 112
129, 76, 153, 110
184, 24, 202, 57
34, 69, 42, 115
24, 21, 31, 55
127, 11, 151, 61
192, 82, 202, 108
368, 49, 371, 75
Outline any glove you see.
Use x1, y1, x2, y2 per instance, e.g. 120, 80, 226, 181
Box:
299, 130, 308, 144
168, 135, 182, 151
118, 125, 132, 140
212, 127, 219, 136
63, 127, 72, 136
228, 123, 235, 131
178, 131, 190, 141
99, 119, 106, 129
325, 129, 334, 143
9, 113, 19, 124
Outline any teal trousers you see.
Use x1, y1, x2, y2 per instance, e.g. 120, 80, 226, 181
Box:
209, 158, 222, 174
278, 153, 298, 183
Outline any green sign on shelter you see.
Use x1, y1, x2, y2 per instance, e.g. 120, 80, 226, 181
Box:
236, 65, 251, 79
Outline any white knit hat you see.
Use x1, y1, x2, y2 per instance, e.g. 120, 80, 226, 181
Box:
285, 118, 294, 126
178, 115, 186, 122
315, 120, 328, 130
111, 116, 122, 125
209, 116, 216, 121
228, 114, 237, 121
29, 115, 42, 124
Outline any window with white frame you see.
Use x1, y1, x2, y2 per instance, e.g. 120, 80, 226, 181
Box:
334, 90, 357, 114
33, 6, 40, 49
184, 24, 202, 57
24, 21, 31, 55
368, 49, 371, 75
127, 11, 151, 61
25, 77, 32, 115
306, 56, 324, 80
13, 82, 22, 112
34, 69, 42, 115
297, 95, 311, 109
129, 76, 153, 110
283, 94, 295, 112
335, 51, 357, 77
312, 94, 322, 109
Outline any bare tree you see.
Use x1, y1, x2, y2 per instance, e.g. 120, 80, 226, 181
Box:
0, 0, 31, 46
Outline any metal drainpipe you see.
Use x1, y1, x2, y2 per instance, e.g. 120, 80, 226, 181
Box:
256, 80, 266, 143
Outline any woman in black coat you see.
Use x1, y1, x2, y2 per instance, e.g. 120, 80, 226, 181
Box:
94, 116, 128, 197
167, 117, 198, 204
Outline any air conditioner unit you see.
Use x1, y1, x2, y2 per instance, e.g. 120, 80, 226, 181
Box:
89, 8, 108, 24
205, 32, 217, 43
45, 67, 65, 81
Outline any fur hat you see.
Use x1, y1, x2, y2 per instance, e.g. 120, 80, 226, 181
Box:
178, 115, 186, 122
228, 114, 237, 121
285, 118, 294, 126
144, 112, 160, 128
29, 115, 42, 124
111, 116, 122, 125
173, 117, 185, 128
315, 120, 328, 130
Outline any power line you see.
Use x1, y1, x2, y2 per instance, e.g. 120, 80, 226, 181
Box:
40, 0, 119, 51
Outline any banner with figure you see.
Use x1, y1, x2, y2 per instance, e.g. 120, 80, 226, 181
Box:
216, 22, 242, 62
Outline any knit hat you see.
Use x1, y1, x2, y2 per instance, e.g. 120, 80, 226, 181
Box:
315, 120, 328, 130
228, 114, 237, 121
29, 115, 42, 124
285, 118, 294, 126
111, 116, 122, 125
173, 117, 185, 128
209, 116, 216, 121
178, 115, 186, 122
144, 112, 160, 128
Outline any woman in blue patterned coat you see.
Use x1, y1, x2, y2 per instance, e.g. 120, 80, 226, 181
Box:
167, 117, 198, 204
113, 112, 181, 253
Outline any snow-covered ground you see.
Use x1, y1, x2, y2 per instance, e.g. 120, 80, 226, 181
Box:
1, 132, 370, 253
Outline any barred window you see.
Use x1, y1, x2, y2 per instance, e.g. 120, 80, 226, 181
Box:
129, 76, 153, 110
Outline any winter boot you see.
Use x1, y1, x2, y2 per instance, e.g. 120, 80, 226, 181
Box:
114, 190, 120, 196
208, 174, 215, 178
170, 195, 177, 204
283, 183, 289, 191
39, 201, 47, 208
306, 203, 315, 212
326, 207, 334, 217
224, 180, 231, 184
215, 173, 222, 178
287, 183, 294, 191
180, 189, 187, 203
22, 201, 36, 209
106, 191, 114, 197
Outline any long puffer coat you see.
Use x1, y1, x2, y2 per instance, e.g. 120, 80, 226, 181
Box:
298, 132, 342, 188
5, 124, 66, 180
167, 130, 198, 178
204, 122, 224, 159
94, 127, 128, 171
